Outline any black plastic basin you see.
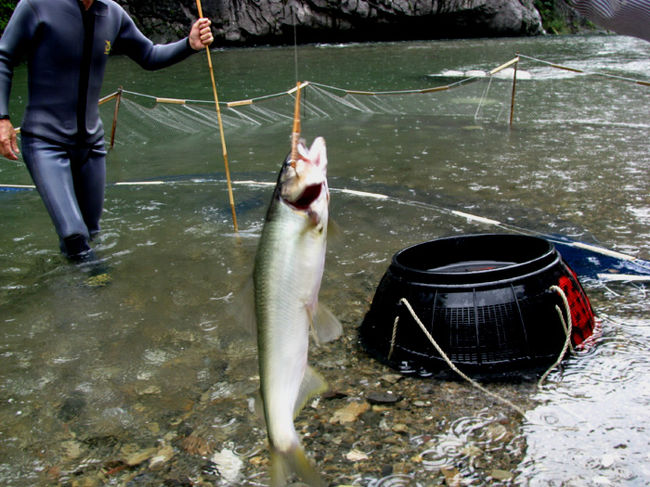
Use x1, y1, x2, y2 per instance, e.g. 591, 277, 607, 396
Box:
359, 234, 595, 378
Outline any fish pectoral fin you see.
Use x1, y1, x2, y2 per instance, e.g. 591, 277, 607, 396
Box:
253, 391, 266, 426
232, 276, 257, 338
327, 217, 342, 240
294, 366, 328, 418
309, 303, 343, 345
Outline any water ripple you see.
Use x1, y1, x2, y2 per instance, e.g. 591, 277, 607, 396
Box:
368, 474, 422, 487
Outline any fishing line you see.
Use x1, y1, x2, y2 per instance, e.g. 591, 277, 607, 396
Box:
290, 1, 309, 141
292, 1, 299, 84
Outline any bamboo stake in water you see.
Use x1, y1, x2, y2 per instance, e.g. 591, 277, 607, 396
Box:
509, 57, 519, 128
195, 0, 238, 233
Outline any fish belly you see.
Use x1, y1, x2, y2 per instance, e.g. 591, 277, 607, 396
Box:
255, 207, 326, 452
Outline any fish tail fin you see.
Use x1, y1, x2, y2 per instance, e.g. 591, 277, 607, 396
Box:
270, 444, 324, 487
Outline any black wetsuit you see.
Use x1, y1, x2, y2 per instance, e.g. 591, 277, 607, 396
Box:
0, 0, 197, 259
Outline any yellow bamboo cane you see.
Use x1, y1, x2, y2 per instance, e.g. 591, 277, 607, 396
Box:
109, 87, 122, 148
290, 81, 302, 167
195, 0, 238, 233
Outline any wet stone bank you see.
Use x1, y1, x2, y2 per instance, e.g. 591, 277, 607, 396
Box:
44, 319, 538, 486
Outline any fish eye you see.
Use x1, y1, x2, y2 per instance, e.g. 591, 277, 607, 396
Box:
283, 156, 297, 169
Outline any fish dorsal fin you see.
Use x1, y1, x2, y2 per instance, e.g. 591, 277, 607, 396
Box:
293, 366, 328, 418
308, 303, 343, 346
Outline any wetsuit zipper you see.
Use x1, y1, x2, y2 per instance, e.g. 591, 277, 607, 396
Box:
77, 2, 95, 144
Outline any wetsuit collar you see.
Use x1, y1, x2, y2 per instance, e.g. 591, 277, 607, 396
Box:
77, 0, 108, 16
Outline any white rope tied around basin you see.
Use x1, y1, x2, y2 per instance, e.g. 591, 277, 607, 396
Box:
387, 314, 400, 361
537, 285, 574, 387
393, 287, 576, 415
393, 297, 527, 417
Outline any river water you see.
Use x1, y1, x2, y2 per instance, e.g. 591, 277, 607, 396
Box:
0, 35, 648, 486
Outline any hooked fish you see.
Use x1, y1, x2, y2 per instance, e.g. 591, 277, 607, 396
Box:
253, 136, 342, 486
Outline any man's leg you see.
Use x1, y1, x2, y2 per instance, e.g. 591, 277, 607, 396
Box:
72, 141, 107, 240
21, 135, 93, 260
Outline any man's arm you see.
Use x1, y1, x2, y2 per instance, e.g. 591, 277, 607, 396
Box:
0, 1, 38, 160
115, 12, 214, 71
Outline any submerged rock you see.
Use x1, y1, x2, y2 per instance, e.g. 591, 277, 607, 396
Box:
121, 444, 158, 466
345, 448, 370, 462
148, 444, 175, 470
210, 448, 243, 483
366, 390, 402, 405
329, 401, 370, 424
61, 440, 84, 460
490, 469, 514, 480
58, 392, 87, 422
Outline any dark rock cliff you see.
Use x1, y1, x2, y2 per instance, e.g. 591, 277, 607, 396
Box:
115, 0, 544, 45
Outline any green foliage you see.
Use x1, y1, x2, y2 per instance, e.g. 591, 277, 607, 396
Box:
534, 0, 586, 34
0, 0, 18, 33
535, 0, 563, 34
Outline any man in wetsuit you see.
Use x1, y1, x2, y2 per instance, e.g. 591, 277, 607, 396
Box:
0, 0, 214, 261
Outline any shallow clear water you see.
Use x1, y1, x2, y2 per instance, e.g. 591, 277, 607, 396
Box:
0, 35, 648, 486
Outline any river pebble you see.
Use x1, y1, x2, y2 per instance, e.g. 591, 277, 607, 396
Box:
366, 390, 403, 404
211, 448, 243, 483
148, 444, 174, 469
441, 465, 462, 486
345, 448, 369, 462
490, 468, 515, 480
121, 444, 158, 466
61, 440, 84, 460
329, 400, 370, 424
180, 434, 213, 456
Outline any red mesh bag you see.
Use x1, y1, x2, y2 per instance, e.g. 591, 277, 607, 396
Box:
558, 269, 595, 346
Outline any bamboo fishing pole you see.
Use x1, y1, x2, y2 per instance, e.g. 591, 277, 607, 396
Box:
109, 87, 122, 148
195, 0, 238, 233
290, 81, 302, 167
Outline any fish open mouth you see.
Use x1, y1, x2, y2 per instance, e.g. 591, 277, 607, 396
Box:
287, 183, 323, 211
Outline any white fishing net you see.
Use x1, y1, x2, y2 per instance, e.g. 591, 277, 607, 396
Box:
99, 68, 518, 143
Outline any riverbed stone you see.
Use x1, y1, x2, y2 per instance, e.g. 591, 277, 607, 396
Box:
329, 401, 370, 424
148, 444, 175, 469
58, 392, 86, 422
366, 390, 402, 404
490, 469, 514, 480
122, 444, 158, 466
